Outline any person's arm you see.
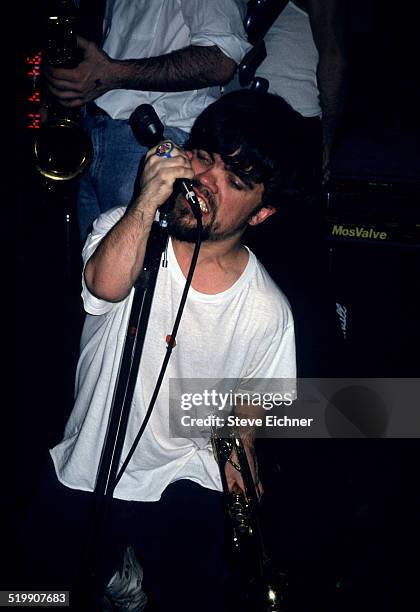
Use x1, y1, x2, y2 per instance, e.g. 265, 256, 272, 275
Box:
306, 0, 348, 180
223, 314, 296, 497
43, 35, 236, 108
84, 144, 194, 302
224, 405, 264, 499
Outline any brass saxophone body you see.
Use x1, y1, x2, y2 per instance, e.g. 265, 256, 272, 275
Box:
33, 0, 92, 184
212, 428, 288, 611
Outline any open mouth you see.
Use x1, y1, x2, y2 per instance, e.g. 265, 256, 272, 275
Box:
193, 188, 210, 214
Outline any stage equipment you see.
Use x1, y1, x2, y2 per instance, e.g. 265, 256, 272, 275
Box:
231, 0, 289, 91
212, 428, 288, 611
324, 178, 420, 250
244, 0, 289, 45
33, 0, 92, 185
323, 174, 420, 375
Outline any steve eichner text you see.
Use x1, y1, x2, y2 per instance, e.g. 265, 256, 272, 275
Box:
180, 389, 295, 410
180, 414, 313, 428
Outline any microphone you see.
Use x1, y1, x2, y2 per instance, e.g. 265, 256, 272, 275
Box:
129, 104, 164, 149
129, 104, 201, 219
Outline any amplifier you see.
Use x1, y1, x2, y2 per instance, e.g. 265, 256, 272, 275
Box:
324, 178, 420, 248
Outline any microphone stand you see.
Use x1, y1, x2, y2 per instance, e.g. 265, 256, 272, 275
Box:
76, 102, 203, 608
93, 217, 169, 502
76, 211, 170, 609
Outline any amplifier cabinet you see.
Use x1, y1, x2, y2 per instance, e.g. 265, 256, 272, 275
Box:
324, 179, 420, 248
323, 178, 420, 376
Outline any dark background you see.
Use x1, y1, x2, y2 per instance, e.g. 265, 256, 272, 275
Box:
11, 1, 420, 610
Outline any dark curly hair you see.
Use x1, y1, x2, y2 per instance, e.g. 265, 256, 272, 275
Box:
186, 89, 306, 209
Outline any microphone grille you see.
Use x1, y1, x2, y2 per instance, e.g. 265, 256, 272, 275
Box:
129, 104, 164, 148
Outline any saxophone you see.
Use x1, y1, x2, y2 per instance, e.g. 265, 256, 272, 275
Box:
33, 0, 92, 184
211, 427, 288, 611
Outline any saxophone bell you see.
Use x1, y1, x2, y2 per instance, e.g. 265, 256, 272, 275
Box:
34, 116, 92, 182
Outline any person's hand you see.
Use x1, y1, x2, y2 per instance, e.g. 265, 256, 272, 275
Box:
224, 443, 264, 501
43, 35, 114, 107
135, 142, 194, 216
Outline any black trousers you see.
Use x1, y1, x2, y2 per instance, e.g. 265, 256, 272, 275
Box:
15, 456, 229, 612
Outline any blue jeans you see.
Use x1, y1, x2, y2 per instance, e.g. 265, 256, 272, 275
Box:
77, 115, 189, 242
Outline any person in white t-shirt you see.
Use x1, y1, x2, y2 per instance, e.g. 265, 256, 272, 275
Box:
18, 90, 302, 611
44, 0, 252, 241
252, 0, 347, 184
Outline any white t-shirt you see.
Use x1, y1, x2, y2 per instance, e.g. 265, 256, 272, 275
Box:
50, 207, 296, 501
96, 0, 252, 128
255, 1, 321, 118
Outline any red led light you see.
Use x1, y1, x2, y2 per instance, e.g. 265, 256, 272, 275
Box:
28, 91, 41, 103
26, 53, 42, 65
25, 51, 43, 129
27, 113, 41, 129
26, 53, 42, 78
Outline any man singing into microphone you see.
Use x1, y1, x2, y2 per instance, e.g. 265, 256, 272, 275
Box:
18, 90, 301, 611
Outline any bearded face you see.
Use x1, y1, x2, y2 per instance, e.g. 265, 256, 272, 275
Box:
166, 150, 268, 244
